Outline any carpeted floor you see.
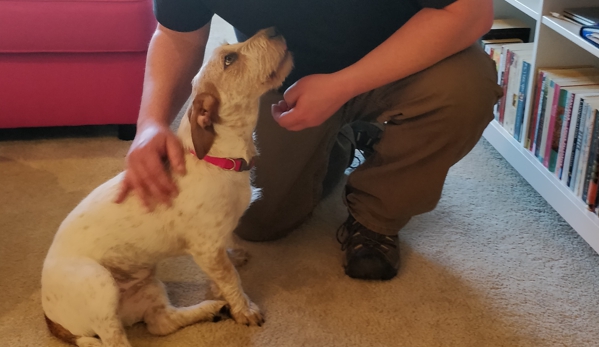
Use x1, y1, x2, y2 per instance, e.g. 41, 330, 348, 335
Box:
2, 17, 599, 347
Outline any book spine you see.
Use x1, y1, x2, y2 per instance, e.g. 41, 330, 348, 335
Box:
545, 84, 562, 170
573, 100, 592, 194
503, 52, 523, 136
587, 109, 599, 210
557, 90, 576, 179
515, 60, 531, 142
568, 98, 586, 187
527, 71, 545, 150
499, 49, 513, 124
534, 76, 550, 158
583, 108, 599, 203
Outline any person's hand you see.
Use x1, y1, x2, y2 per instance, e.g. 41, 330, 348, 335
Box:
272, 73, 354, 131
115, 121, 186, 210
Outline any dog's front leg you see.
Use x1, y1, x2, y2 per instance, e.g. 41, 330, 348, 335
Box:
191, 248, 263, 326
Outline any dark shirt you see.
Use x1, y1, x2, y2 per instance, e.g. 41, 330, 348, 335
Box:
154, 0, 457, 88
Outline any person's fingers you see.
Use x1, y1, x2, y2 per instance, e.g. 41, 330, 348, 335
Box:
274, 105, 307, 130
114, 176, 133, 203
166, 135, 186, 176
127, 170, 154, 211
138, 157, 176, 204
282, 81, 301, 107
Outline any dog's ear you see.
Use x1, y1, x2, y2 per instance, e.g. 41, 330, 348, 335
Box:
188, 92, 220, 159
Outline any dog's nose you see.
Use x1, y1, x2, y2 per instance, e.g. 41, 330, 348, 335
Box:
265, 26, 281, 39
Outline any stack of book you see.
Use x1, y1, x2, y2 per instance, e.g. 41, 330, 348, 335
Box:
481, 19, 533, 140
558, 7, 599, 48
563, 7, 599, 26
525, 67, 599, 211
483, 41, 534, 140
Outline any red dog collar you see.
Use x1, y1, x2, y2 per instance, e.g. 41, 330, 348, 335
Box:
190, 151, 254, 172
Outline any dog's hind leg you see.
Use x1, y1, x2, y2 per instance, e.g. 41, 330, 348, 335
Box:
192, 248, 264, 326
42, 257, 132, 347
126, 278, 228, 336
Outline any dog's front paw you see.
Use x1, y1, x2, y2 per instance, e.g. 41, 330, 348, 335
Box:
231, 301, 264, 327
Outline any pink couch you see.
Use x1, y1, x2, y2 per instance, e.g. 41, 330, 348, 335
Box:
0, 0, 156, 139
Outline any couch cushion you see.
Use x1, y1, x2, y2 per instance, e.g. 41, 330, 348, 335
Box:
0, 0, 156, 53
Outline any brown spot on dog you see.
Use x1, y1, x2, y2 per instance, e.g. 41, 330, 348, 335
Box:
45, 315, 78, 346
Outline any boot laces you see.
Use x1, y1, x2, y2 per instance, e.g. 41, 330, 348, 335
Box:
336, 216, 397, 252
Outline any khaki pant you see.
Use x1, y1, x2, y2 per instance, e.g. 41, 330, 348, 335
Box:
235, 44, 503, 241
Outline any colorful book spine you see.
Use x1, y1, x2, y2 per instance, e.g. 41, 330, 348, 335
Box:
556, 90, 576, 179
544, 83, 562, 170
548, 86, 569, 173
534, 73, 549, 157
567, 98, 587, 187
498, 49, 514, 123
573, 100, 592, 194
527, 72, 545, 150
583, 107, 599, 203
586, 109, 599, 210
514, 59, 531, 142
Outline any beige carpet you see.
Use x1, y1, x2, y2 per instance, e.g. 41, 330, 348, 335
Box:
2, 17, 599, 347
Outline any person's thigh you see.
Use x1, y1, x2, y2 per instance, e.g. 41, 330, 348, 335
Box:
343, 44, 503, 234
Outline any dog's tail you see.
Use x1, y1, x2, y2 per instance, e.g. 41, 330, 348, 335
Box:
45, 314, 103, 347
76, 337, 103, 347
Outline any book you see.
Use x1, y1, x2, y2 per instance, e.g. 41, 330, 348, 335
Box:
515, 57, 532, 142
572, 96, 599, 194
581, 26, 599, 49
582, 101, 599, 204
565, 94, 590, 187
556, 88, 577, 179
538, 77, 558, 164
497, 43, 534, 123
534, 72, 550, 157
585, 106, 599, 209
543, 75, 599, 171
564, 7, 599, 26
482, 38, 524, 47
527, 71, 546, 150
549, 86, 572, 173
530, 67, 599, 157
503, 50, 533, 136
557, 86, 599, 180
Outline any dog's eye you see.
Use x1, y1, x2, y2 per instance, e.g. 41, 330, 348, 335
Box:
224, 53, 238, 68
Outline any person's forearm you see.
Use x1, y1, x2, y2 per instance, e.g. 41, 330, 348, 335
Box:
335, 0, 494, 99
137, 23, 211, 129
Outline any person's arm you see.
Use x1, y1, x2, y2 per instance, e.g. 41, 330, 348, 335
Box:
115, 23, 210, 209
272, 0, 494, 130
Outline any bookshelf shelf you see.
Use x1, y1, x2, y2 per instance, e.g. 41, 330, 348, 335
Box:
487, 0, 599, 255
542, 16, 599, 60
483, 120, 599, 252
504, 0, 540, 20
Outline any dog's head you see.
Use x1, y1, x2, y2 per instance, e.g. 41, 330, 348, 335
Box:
185, 27, 294, 159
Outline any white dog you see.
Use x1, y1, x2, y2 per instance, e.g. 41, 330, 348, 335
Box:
41, 27, 293, 347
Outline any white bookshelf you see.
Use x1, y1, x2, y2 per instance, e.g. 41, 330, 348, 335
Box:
505, 0, 541, 19
487, 0, 599, 253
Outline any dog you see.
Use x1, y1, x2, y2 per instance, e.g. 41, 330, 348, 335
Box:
41, 27, 293, 347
